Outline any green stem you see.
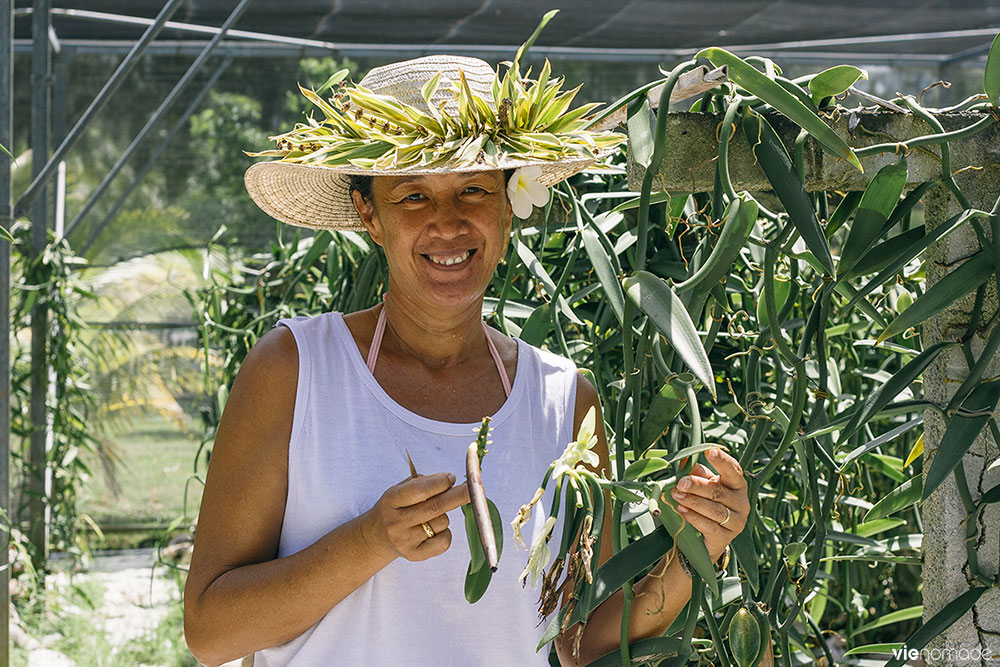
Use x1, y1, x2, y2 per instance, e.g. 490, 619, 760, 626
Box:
854, 114, 997, 158
717, 98, 743, 201
636, 60, 700, 272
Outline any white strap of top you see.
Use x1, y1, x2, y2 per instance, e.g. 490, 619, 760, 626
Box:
366, 306, 512, 398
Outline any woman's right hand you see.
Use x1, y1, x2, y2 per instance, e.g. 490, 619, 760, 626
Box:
362, 472, 472, 562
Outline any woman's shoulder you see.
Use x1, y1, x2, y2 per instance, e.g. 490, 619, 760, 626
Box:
241, 325, 301, 388
513, 335, 578, 375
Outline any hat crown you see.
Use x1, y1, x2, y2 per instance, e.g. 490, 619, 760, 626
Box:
358, 55, 496, 117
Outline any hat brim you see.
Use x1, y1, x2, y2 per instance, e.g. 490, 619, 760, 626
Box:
244, 156, 600, 232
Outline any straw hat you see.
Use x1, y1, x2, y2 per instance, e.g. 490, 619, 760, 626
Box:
244, 55, 625, 231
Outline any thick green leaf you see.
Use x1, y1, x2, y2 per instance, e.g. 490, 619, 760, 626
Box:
865, 452, 907, 483
462, 504, 485, 573
698, 47, 863, 172
624, 458, 672, 480
838, 159, 908, 277
851, 605, 923, 637
826, 191, 862, 238
877, 252, 994, 343
837, 342, 952, 445
581, 228, 625, 325
627, 97, 655, 168
883, 589, 989, 667
853, 518, 907, 538
638, 375, 690, 451
623, 271, 716, 398
839, 417, 923, 470
658, 486, 721, 598
464, 556, 493, 603
756, 276, 791, 330
809, 65, 868, 103
676, 194, 759, 293
520, 303, 552, 346
851, 226, 924, 277
584, 637, 684, 667
609, 191, 672, 214
986, 32, 1000, 105
983, 481, 1000, 505
462, 499, 503, 603
742, 113, 835, 274
923, 380, 1000, 500
610, 484, 645, 502
864, 475, 922, 521
731, 522, 758, 593
847, 209, 985, 312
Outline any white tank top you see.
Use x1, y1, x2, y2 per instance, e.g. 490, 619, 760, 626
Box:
253, 311, 578, 666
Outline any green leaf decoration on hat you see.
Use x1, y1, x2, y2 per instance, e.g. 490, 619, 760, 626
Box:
246, 14, 625, 171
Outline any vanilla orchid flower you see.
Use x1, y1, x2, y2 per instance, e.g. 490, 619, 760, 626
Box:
518, 515, 557, 587
550, 405, 600, 480
507, 165, 549, 219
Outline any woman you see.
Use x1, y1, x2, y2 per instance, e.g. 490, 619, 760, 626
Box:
183, 54, 750, 666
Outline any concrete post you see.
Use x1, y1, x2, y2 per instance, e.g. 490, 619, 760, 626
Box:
922, 172, 1000, 665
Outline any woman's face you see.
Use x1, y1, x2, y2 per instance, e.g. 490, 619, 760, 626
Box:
352, 171, 513, 311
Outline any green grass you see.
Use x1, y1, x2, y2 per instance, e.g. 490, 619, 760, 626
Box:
77, 412, 206, 548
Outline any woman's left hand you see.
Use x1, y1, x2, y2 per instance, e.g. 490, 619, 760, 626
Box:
670, 447, 750, 562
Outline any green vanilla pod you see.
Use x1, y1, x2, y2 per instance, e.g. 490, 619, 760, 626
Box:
729, 606, 762, 667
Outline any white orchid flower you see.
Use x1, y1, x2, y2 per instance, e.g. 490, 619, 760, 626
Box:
518, 515, 557, 587
550, 406, 600, 479
507, 165, 549, 219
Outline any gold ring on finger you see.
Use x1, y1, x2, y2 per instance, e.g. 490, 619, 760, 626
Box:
421, 522, 436, 539
719, 506, 732, 527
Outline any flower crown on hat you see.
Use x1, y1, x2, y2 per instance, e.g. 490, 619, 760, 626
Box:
245, 28, 624, 172
243, 11, 626, 230
246, 67, 625, 174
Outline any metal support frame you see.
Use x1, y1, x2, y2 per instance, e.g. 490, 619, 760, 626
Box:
64, 0, 255, 239
27, 0, 51, 588
13, 0, 185, 219
79, 56, 233, 255
1, 0, 13, 663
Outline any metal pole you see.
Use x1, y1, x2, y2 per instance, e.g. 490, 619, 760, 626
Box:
79, 57, 232, 256
1, 0, 15, 664
64, 0, 256, 238
28, 0, 51, 587
13, 0, 185, 219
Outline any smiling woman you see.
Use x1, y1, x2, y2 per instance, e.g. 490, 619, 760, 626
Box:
182, 36, 747, 667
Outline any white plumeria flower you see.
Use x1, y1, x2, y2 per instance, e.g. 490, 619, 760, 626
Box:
550, 406, 600, 479
518, 515, 557, 587
507, 165, 549, 219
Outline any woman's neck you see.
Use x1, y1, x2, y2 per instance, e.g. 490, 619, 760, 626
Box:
380, 290, 486, 368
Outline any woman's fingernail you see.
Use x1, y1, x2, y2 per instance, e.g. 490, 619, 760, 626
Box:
710, 448, 720, 457
679, 478, 691, 490
673, 491, 686, 499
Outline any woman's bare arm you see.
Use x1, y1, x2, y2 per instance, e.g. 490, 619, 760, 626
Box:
183, 327, 469, 666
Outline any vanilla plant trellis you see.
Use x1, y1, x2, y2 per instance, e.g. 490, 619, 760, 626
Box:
490, 40, 1000, 667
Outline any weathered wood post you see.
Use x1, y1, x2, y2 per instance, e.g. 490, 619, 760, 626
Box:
630, 109, 1000, 663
